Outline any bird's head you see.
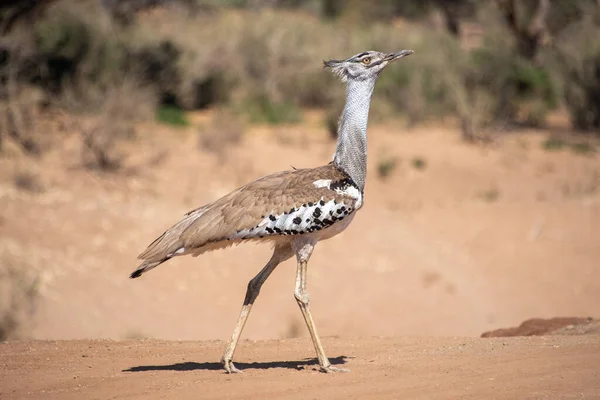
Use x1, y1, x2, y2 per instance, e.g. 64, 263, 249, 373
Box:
323, 50, 413, 83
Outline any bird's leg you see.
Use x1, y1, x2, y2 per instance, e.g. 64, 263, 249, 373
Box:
221, 244, 292, 373
293, 256, 349, 373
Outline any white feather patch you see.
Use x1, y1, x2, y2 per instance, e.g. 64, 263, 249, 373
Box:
166, 247, 186, 258
333, 185, 363, 209
313, 179, 332, 188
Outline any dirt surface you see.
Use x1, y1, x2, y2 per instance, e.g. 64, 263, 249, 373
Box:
482, 317, 600, 337
1, 114, 599, 341
1, 112, 600, 398
2, 335, 599, 400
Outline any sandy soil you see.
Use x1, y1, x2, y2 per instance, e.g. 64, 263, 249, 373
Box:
1, 111, 599, 398
2, 113, 599, 341
2, 335, 599, 400
0, 109, 600, 399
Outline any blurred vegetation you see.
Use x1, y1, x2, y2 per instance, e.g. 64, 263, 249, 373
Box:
542, 136, 566, 151
411, 156, 427, 170
377, 156, 398, 179
156, 104, 190, 126
1, 0, 599, 157
0, 256, 39, 341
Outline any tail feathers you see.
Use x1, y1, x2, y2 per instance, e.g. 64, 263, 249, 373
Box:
132, 205, 210, 279
129, 259, 167, 279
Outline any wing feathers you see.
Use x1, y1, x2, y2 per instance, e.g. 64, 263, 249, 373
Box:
135, 164, 357, 271
137, 208, 206, 262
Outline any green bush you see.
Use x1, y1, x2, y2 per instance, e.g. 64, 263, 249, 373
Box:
570, 142, 596, 155
471, 34, 557, 128
156, 104, 190, 127
411, 157, 427, 170
542, 137, 565, 151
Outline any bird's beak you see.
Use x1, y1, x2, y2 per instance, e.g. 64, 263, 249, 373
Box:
384, 50, 414, 62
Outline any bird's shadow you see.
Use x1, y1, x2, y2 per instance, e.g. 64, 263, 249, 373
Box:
123, 356, 348, 373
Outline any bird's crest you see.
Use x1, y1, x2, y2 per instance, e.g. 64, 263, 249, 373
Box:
323, 59, 349, 82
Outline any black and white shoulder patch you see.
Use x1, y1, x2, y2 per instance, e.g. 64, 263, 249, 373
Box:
312, 177, 363, 209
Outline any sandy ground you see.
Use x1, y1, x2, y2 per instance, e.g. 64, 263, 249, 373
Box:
2, 113, 599, 341
2, 335, 600, 400
1, 111, 599, 397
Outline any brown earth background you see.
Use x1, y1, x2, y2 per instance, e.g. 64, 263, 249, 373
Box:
2, 115, 599, 341
1, 113, 600, 398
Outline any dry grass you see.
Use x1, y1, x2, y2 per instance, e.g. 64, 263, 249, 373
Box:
0, 55, 49, 156
0, 256, 39, 341
377, 156, 398, 179
60, 76, 156, 172
13, 169, 46, 193
551, 7, 600, 132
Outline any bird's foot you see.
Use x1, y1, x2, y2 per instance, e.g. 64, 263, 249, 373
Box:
222, 359, 242, 374
320, 365, 350, 373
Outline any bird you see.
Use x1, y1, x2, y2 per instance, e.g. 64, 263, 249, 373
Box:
130, 49, 414, 373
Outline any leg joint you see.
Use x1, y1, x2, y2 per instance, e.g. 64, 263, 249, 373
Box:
244, 278, 262, 305
247, 278, 261, 293
294, 289, 310, 305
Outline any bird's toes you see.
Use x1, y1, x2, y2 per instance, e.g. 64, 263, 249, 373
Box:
320, 365, 350, 373
223, 360, 243, 374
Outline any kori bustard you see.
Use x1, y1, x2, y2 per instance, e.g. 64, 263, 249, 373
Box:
131, 49, 413, 373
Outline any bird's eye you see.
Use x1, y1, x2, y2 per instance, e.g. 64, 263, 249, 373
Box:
362, 57, 371, 65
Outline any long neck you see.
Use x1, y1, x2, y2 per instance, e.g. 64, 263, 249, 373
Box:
333, 78, 376, 192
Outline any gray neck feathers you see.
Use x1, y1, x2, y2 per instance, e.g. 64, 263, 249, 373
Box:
333, 77, 376, 192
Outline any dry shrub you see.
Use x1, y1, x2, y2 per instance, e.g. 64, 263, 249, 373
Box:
1, 0, 156, 165
373, 25, 497, 140
551, 7, 600, 132
423, 32, 496, 140
132, 9, 346, 116
377, 156, 398, 179
32, 0, 127, 91
0, 256, 39, 341
473, 4, 558, 127
13, 168, 46, 193
127, 8, 239, 109
373, 2, 560, 140
0, 52, 49, 155
120, 3, 576, 138
60, 75, 156, 171
31, 0, 159, 170
0, 92, 44, 156
233, 10, 340, 107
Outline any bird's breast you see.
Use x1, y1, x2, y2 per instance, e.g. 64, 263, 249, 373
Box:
314, 210, 356, 241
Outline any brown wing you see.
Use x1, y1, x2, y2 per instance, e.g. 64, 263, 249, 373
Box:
137, 164, 357, 264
